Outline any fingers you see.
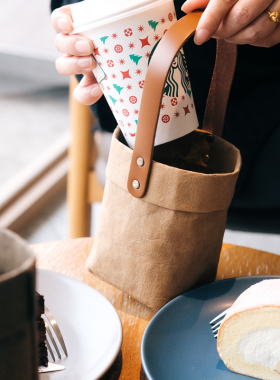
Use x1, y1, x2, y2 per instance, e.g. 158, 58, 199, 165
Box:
213, 0, 272, 40
181, 0, 210, 13
51, 5, 73, 34
223, 11, 277, 44
251, 23, 280, 47
55, 33, 94, 56
73, 72, 103, 106
194, 0, 238, 44
56, 54, 96, 76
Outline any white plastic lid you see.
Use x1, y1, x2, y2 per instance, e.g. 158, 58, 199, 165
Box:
71, 0, 173, 33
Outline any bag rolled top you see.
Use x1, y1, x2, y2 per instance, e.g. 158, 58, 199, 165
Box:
86, 12, 242, 310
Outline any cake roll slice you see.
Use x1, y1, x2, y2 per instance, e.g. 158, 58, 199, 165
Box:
217, 279, 280, 380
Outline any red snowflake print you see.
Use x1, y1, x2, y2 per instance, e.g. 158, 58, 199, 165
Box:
116, 110, 119, 114
174, 111, 180, 118
126, 84, 133, 91
171, 98, 178, 106
119, 58, 126, 65
119, 120, 124, 127
138, 25, 145, 32
135, 68, 142, 75
127, 122, 132, 127
139, 36, 150, 48
162, 115, 170, 123
129, 96, 137, 104
183, 105, 190, 115
123, 109, 129, 117
114, 45, 123, 53
191, 103, 194, 108
105, 75, 108, 80
139, 80, 145, 89
145, 52, 150, 59
107, 60, 114, 67
94, 47, 101, 56
128, 42, 135, 49
112, 33, 118, 39
124, 28, 133, 37
160, 103, 166, 110
163, 29, 168, 34
100, 83, 104, 90
111, 73, 117, 79
160, 17, 166, 24
119, 98, 124, 104
134, 109, 139, 115
154, 35, 160, 41
181, 95, 186, 100
121, 70, 132, 80
129, 133, 136, 137
104, 48, 109, 54
98, 61, 102, 66
168, 13, 173, 22
106, 86, 111, 90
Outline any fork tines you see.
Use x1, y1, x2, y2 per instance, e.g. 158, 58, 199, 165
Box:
209, 307, 231, 338
43, 306, 68, 361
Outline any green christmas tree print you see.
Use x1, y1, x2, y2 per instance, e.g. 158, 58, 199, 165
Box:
148, 20, 159, 31
100, 36, 109, 44
113, 84, 124, 94
129, 54, 142, 66
135, 120, 138, 125
109, 95, 117, 106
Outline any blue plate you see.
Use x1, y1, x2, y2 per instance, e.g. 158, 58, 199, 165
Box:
141, 275, 280, 380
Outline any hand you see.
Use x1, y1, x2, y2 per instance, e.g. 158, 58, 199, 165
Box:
182, 0, 280, 47
51, 5, 103, 105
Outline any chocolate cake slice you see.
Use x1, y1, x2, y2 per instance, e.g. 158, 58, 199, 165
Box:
35, 292, 48, 367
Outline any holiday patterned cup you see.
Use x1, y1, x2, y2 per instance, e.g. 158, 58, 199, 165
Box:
71, 0, 198, 149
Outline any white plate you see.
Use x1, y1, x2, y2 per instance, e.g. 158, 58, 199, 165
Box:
37, 269, 122, 380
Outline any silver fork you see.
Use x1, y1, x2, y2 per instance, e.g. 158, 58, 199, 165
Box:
209, 307, 231, 338
42, 306, 68, 361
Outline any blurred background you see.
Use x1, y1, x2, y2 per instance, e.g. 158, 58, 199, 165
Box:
0, 0, 279, 255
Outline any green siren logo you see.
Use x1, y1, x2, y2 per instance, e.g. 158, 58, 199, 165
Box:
148, 40, 191, 98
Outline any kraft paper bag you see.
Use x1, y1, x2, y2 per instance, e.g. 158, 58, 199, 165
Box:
86, 13, 242, 310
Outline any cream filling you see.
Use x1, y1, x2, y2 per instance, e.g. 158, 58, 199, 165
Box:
239, 328, 280, 371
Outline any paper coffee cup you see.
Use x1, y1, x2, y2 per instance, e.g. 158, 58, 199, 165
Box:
71, 0, 198, 148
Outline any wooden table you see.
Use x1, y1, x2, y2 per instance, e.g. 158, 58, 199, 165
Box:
31, 239, 280, 380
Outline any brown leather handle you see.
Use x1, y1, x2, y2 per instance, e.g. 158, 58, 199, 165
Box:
127, 12, 237, 198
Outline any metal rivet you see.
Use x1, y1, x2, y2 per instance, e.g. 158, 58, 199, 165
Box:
206, 134, 215, 143
203, 155, 210, 164
132, 180, 140, 190
137, 157, 144, 167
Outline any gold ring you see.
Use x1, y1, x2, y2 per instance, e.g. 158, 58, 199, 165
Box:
265, 9, 280, 23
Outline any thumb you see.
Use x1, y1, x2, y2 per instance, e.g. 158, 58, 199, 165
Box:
73, 72, 103, 106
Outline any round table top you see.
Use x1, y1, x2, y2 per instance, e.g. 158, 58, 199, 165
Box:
31, 238, 280, 380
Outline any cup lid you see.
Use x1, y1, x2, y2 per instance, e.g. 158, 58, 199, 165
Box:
71, 0, 173, 34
